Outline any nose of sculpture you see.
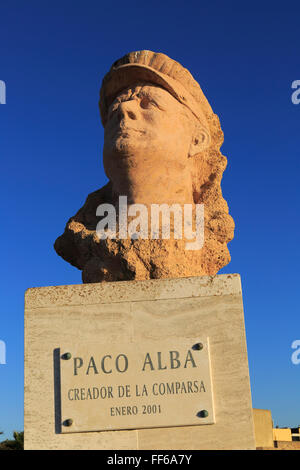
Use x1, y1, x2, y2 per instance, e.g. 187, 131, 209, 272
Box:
117, 100, 138, 122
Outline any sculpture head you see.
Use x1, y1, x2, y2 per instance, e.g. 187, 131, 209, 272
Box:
99, 51, 226, 206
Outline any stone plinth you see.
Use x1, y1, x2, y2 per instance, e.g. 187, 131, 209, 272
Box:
24, 274, 255, 450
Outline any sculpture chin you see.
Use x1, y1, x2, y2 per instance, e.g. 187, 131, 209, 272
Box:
103, 138, 138, 186
103, 138, 137, 165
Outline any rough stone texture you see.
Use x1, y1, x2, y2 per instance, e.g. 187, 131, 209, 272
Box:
274, 441, 300, 450
54, 51, 234, 283
24, 274, 255, 450
257, 441, 300, 450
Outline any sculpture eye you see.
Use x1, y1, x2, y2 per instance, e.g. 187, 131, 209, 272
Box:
140, 96, 156, 109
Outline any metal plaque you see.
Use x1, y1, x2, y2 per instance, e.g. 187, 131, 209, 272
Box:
58, 337, 215, 433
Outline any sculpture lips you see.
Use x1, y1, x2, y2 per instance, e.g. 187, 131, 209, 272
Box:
114, 128, 146, 136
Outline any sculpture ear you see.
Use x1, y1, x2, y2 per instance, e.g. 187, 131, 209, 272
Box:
188, 127, 211, 157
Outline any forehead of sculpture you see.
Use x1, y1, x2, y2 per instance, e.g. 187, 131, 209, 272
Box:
111, 82, 183, 111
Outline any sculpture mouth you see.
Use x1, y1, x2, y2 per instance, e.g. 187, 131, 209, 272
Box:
113, 128, 147, 138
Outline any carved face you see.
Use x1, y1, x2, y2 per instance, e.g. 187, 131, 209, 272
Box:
103, 83, 198, 179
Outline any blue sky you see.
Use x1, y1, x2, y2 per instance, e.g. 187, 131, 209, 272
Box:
0, 0, 299, 440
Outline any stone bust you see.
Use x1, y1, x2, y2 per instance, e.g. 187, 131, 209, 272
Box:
54, 50, 234, 283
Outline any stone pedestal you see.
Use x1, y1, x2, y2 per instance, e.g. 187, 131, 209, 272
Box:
24, 274, 256, 450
